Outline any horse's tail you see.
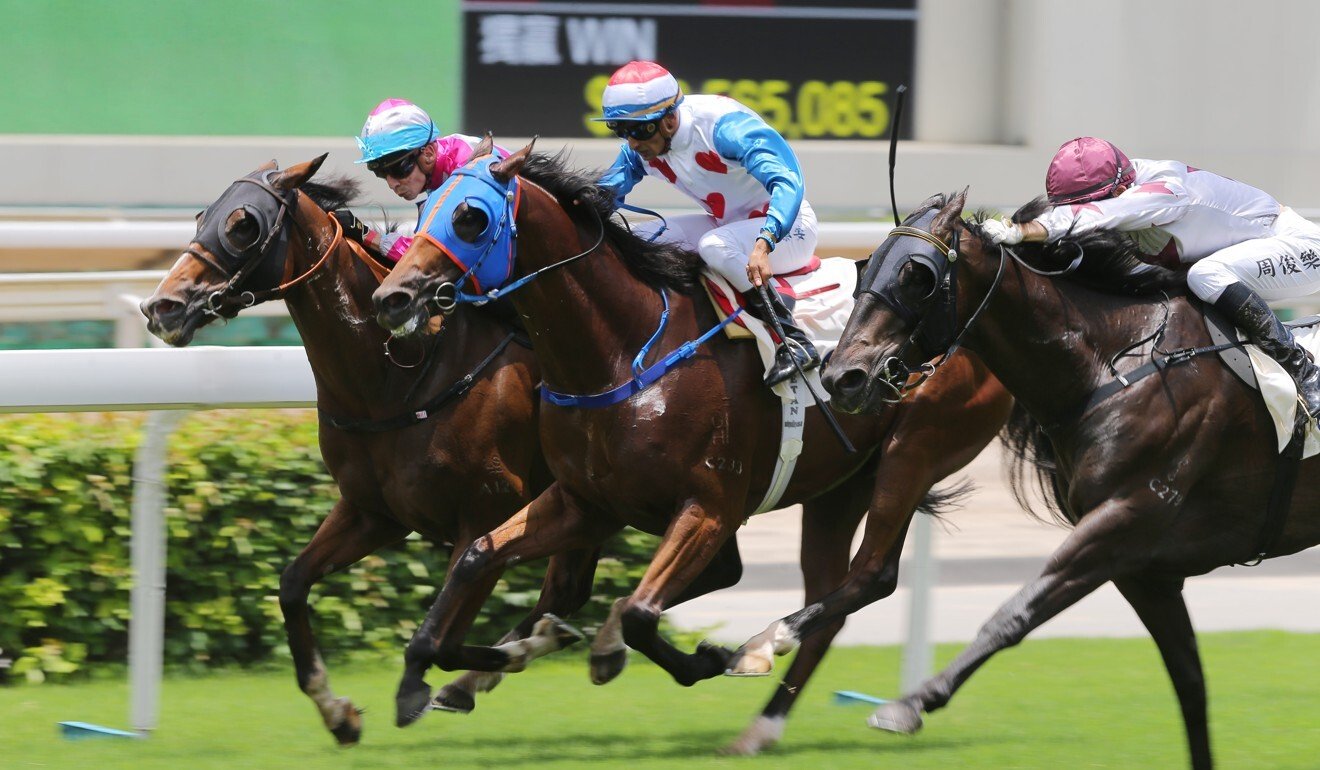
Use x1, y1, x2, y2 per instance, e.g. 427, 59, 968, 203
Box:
915, 476, 976, 523
999, 401, 1076, 527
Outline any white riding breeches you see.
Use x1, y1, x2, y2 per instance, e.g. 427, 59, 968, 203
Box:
633, 201, 818, 292
1186, 207, 1320, 303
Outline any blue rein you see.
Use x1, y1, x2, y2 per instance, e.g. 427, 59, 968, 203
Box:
542, 291, 743, 409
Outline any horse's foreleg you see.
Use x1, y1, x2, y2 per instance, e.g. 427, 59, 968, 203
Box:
436, 546, 602, 713
278, 500, 408, 745
617, 500, 739, 687
591, 536, 743, 686
721, 490, 867, 756
1113, 575, 1211, 770
869, 500, 1142, 735
396, 485, 616, 727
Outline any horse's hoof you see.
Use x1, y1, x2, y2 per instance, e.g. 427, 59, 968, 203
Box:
395, 680, 433, 728
589, 649, 628, 686
696, 640, 735, 673
724, 648, 773, 677
431, 684, 475, 714
328, 699, 363, 747
539, 613, 585, 649
717, 716, 784, 756
868, 700, 924, 735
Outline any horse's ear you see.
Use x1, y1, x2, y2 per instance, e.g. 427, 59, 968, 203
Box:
256, 159, 278, 174
473, 132, 495, 160
931, 187, 968, 241
490, 137, 537, 184
272, 153, 328, 191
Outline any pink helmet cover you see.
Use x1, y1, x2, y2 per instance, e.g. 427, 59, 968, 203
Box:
1046, 137, 1135, 204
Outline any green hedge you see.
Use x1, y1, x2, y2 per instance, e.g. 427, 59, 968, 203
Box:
0, 411, 657, 683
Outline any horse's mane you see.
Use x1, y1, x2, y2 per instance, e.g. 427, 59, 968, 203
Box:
299, 175, 361, 213
961, 196, 1188, 298
519, 152, 703, 292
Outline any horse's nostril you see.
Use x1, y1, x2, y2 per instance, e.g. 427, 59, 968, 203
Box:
832, 368, 869, 397
381, 290, 413, 311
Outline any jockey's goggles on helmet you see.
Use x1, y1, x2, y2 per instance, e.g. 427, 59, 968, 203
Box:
369, 148, 422, 180
605, 113, 668, 141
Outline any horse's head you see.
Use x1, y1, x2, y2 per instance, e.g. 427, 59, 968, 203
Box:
825, 190, 970, 413
372, 135, 536, 336
141, 155, 328, 346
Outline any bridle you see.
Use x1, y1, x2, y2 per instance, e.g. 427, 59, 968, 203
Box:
860, 215, 1084, 402
184, 169, 339, 316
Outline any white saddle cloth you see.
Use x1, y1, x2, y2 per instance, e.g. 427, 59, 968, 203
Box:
702, 256, 859, 399
1242, 323, 1320, 457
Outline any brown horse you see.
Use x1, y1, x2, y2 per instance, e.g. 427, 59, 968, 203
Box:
139, 155, 607, 746
370, 141, 1012, 753
824, 190, 1320, 769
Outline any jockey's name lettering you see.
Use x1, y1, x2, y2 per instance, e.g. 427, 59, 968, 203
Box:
704, 456, 745, 475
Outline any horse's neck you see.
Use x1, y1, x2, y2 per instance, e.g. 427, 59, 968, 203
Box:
514, 245, 677, 396
967, 255, 1170, 427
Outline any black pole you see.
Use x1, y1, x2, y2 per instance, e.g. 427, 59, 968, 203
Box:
888, 84, 908, 228
755, 283, 856, 454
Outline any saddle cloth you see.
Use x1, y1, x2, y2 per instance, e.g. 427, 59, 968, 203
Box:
1205, 306, 1320, 457
702, 256, 859, 401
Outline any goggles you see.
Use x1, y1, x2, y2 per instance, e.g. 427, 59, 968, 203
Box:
369, 148, 422, 180
605, 115, 666, 141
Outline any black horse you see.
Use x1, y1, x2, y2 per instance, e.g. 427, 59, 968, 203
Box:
824, 190, 1320, 770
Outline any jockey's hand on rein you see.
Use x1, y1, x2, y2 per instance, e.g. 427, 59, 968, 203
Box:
981, 218, 1024, 245
332, 209, 370, 244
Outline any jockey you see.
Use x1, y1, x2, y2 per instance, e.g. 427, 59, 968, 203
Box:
334, 98, 486, 262
597, 60, 819, 387
981, 136, 1320, 421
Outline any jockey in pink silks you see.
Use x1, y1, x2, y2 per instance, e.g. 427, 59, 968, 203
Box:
333, 99, 487, 263
597, 60, 819, 386
981, 136, 1320, 421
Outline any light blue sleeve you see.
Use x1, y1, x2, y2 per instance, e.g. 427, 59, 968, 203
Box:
712, 111, 804, 242
598, 144, 647, 207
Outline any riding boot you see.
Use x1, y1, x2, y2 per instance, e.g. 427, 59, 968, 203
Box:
1215, 282, 1320, 421
744, 287, 821, 387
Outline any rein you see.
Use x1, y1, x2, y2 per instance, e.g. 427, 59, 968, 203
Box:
320, 329, 529, 433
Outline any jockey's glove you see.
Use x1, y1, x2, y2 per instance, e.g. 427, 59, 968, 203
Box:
981, 218, 1023, 245
332, 209, 371, 244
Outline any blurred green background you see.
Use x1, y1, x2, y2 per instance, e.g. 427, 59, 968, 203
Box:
0, 0, 462, 135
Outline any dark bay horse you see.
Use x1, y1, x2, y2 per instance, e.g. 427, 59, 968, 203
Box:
824, 190, 1320, 769
370, 141, 1012, 753
140, 155, 601, 746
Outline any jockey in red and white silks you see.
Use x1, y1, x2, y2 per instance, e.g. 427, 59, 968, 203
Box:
347, 99, 489, 262
597, 60, 819, 386
981, 136, 1320, 420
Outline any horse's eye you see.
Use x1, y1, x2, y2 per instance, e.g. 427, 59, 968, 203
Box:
452, 203, 490, 244
224, 208, 261, 251
898, 259, 938, 304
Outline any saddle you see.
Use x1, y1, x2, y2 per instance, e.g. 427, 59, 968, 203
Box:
702, 256, 857, 349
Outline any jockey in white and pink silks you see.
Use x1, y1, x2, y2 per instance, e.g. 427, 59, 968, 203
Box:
597, 60, 819, 387
981, 136, 1320, 421
335, 99, 488, 263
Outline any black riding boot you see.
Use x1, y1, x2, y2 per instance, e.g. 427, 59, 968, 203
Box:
745, 287, 821, 387
1215, 282, 1320, 420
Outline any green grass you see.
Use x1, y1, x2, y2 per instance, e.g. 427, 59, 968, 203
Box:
4, 633, 1319, 769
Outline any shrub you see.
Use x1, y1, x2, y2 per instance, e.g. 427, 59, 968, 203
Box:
0, 411, 658, 683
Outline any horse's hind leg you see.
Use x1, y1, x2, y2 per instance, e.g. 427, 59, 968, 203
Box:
869, 499, 1140, 736
1113, 575, 1211, 770
590, 536, 743, 686
435, 546, 601, 713
721, 481, 870, 756
279, 500, 409, 745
